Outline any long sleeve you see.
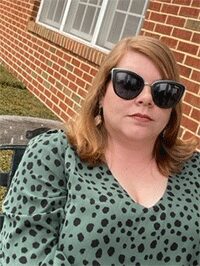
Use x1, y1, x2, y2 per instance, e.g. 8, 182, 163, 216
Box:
0, 130, 69, 265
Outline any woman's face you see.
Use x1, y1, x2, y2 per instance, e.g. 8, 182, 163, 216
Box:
101, 50, 172, 145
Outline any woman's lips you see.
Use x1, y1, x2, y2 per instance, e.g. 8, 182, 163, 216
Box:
131, 113, 154, 122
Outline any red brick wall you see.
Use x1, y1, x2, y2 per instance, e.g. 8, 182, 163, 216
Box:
141, 0, 200, 141
0, 0, 199, 141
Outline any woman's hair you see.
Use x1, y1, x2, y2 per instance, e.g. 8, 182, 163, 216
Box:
67, 35, 198, 176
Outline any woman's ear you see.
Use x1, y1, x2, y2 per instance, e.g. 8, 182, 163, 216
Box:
95, 102, 103, 126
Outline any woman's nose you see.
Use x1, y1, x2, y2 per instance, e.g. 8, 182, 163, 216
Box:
134, 86, 154, 107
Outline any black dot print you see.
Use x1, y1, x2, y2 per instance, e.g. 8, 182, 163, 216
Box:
0, 130, 199, 265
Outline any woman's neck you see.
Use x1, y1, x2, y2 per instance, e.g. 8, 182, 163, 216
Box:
105, 136, 156, 168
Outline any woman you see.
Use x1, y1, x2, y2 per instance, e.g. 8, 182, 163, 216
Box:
0, 36, 199, 266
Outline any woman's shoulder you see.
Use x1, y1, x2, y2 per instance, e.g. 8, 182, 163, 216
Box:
185, 151, 200, 168
179, 151, 200, 181
27, 129, 71, 155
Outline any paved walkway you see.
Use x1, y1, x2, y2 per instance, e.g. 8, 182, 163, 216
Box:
0, 115, 63, 145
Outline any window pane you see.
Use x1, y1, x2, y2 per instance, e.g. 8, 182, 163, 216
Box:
54, 0, 66, 23
89, 0, 98, 4
47, 0, 58, 20
82, 6, 97, 34
39, 0, 49, 21
122, 15, 140, 38
64, 0, 102, 41
39, 0, 67, 28
38, 0, 148, 50
107, 12, 126, 44
97, 0, 148, 49
117, 0, 130, 12
73, 4, 86, 31
130, 0, 146, 14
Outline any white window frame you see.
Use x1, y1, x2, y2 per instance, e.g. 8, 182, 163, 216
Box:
36, 0, 149, 53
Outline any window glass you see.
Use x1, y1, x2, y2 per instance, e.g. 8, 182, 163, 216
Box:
39, 0, 67, 28
130, 0, 146, 14
63, 0, 102, 41
37, 0, 149, 50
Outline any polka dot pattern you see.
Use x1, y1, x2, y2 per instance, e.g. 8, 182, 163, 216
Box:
0, 130, 199, 265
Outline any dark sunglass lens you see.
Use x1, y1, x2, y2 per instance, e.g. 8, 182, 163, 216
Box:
113, 71, 143, 100
152, 82, 184, 108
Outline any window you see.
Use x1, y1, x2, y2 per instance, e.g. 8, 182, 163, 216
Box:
37, 0, 149, 51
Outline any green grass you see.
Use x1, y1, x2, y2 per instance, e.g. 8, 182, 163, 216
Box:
0, 65, 58, 119
0, 64, 59, 211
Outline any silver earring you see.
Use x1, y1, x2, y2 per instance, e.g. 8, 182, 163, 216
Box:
95, 106, 103, 126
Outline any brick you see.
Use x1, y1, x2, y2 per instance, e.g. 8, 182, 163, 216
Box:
60, 111, 70, 122
192, 32, 200, 43
48, 76, 56, 85
76, 78, 86, 88
83, 73, 93, 84
58, 58, 66, 67
72, 58, 81, 67
74, 103, 81, 113
191, 70, 200, 83
65, 63, 74, 72
182, 131, 198, 141
90, 68, 98, 76
191, 108, 200, 122
43, 88, 51, 98
68, 72, 76, 82
43, 81, 51, 89
60, 68, 68, 77
67, 107, 76, 118
78, 88, 88, 99
192, 0, 200, 8
182, 103, 192, 116
46, 67, 54, 76
44, 98, 54, 109
74, 68, 83, 78
184, 92, 200, 108
57, 90, 66, 99
72, 93, 81, 104
69, 82, 78, 92
81, 63, 90, 72
179, 65, 191, 78
166, 15, 185, 27
149, 12, 167, 23
52, 105, 60, 116
161, 36, 178, 49
172, 28, 192, 41
181, 78, 200, 94
185, 56, 200, 69
55, 81, 63, 91
64, 97, 74, 108
51, 94, 59, 105
143, 20, 155, 31
179, 6, 199, 18
148, 1, 162, 11
181, 115, 198, 132
56, 49, 64, 58
155, 24, 173, 35
63, 53, 72, 62
54, 71, 61, 80
52, 63, 60, 72
186, 19, 200, 31
60, 76, 69, 87
178, 41, 199, 55
161, 4, 179, 15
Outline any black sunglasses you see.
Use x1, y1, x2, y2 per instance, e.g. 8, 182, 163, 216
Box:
111, 68, 185, 109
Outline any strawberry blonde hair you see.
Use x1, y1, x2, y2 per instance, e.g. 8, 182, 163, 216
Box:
67, 36, 198, 176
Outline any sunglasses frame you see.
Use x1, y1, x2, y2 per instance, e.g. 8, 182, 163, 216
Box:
111, 68, 185, 109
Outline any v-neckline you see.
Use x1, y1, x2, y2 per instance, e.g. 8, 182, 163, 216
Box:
103, 163, 172, 210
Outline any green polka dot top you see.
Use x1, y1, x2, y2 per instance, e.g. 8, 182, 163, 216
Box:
0, 130, 199, 266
